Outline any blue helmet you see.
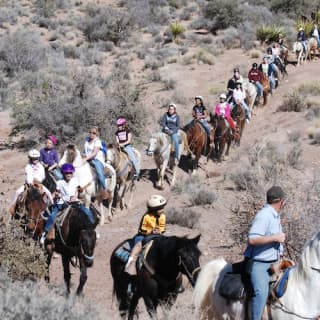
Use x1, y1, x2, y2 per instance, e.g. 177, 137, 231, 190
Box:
61, 163, 75, 174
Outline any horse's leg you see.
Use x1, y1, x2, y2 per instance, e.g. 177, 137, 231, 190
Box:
45, 243, 53, 282
128, 291, 140, 320
62, 254, 71, 293
170, 164, 177, 187
76, 258, 88, 295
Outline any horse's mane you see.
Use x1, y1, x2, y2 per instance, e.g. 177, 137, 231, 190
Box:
27, 185, 43, 201
293, 231, 320, 280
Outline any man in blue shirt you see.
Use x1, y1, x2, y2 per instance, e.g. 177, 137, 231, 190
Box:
244, 186, 286, 320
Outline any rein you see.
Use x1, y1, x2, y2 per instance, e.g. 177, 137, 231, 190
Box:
178, 255, 200, 286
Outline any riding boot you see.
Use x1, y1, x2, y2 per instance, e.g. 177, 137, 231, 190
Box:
125, 241, 142, 276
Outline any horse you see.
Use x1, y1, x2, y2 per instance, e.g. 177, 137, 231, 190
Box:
260, 73, 270, 106
60, 145, 116, 223
145, 130, 190, 189
183, 121, 212, 172
193, 231, 320, 320
242, 78, 258, 113
43, 168, 57, 194
274, 56, 288, 78
106, 145, 141, 210
110, 235, 201, 319
293, 41, 307, 66
210, 115, 232, 162
307, 37, 318, 61
43, 203, 99, 295
231, 103, 246, 146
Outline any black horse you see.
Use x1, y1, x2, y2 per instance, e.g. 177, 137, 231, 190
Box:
43, 168, 57, 193
45, 203, 99, 295
110, 234, 201, 319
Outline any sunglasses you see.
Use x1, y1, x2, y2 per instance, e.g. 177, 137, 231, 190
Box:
89, 131, 97, 134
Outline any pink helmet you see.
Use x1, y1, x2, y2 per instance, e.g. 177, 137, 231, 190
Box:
116, 117, 127, 126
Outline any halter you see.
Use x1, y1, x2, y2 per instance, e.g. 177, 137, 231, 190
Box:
178, 254, 201, 286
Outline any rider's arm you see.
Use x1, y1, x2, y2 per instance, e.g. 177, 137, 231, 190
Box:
138, 214, 152, 235
83, 146, 100, 161
25, 164, 34, 185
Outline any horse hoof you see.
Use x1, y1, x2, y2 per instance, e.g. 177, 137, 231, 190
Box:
224, 156, 228, 161
107, 215, 112, 223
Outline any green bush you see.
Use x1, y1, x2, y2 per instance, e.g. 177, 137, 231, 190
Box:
170, 22, 185, 39
256, 24, 285, 42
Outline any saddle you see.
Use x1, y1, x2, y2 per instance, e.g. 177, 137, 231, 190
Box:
219, 258, 294, 303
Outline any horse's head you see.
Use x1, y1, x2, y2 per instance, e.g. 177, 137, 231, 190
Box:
25, 184, 47, 236
66, 145, 77, 164
106, 144, 116, 165
177, 234, 201, 286
146, 133, 161, 156
79, 229, 97, 267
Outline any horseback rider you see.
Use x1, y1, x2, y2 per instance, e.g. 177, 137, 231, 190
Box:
125, 194, 167, 276
231, 81, 251, 123
244, 186, 286, 320
9, 149, 53, 215
192, 95, 213, 144
115, 117, 140, 179
83, 126, 108, 198
40, 163, 95, 244
248, 62, 263, 103
40, 135, 63, 180
259, 56, 275, 94
59, 143, 83, 168
227, 68, 244, 101
161, 103, 180, 165
266, 47, 279, 88
297, 27, 307, 53
311, 24, 320, 47
214, 93, 240, 139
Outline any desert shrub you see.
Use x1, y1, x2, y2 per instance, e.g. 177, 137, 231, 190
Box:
149, 70, 161, 82
0, 29, 46, 75
166, 207, 200, 229
144, 55, 165, 69
270, 0, 318, 19
287, 130, 301, 142
10, 61, 145, 142
189, 189, 217, 206
0, 270, 103, 319
35, 0, 69, 18
277, 92, 305, 112
193, 49, 214, 65
202, 0, 244, 34
81, 5, 132, 45
0, 7, 18, 26
305, 104, 320, 120
172, 175, 201, 194
33, 16, 58, 29
256, 24, 285, 42
0, 221, 46, 281
180, 6, 195, 20
170, 22, 185, 39
79, 46, 104, 66
313, 130, 320, 144
63, 45, 80, 59
230, 167, 259, 191
286, 142, 303, 169
168, 0, 189, 9
297, 82, 320, 96
161, 77, 177, 90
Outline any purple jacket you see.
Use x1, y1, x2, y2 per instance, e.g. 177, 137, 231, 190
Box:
40, 148, 59, 166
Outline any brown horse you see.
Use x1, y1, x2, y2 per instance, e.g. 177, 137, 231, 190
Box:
260, 73, 270, 106
231, 103, 246, 146
210, 115, 232, 162
279, 46, 297, 67
183, 121, 211, 171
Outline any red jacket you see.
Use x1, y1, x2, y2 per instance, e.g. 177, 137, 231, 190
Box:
248, 69, 263, 82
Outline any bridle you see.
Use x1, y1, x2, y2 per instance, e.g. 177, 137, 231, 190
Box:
178, 254, 201, 287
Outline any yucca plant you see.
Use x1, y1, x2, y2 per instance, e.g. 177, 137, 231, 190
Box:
170, 22, 185, 40
256, 24, 285, 42
296, 20, 314, 37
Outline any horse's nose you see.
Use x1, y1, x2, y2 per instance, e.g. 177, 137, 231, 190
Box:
84, 259, 94, 268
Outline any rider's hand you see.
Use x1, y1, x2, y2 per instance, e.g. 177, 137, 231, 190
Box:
273, 233, 286, 243
152, 227, 160, 235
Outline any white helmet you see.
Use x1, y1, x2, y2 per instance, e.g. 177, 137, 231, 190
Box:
169, 102, 177, 109
195, 95, 204, 102
147, 195, 167, 210
28, 149, 40, 158
219, 93, 227, 99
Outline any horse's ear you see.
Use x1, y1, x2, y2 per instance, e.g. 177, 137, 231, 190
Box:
192, 234, 201, 244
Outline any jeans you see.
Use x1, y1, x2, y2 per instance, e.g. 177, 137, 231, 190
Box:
171, 133, 180, 160
199, 119, 211, 136
90, 159, 106, 189
79, 204, 95, 224
231, 101, 251, 118
255, 81, 263, 97
52, 168, 63, 180
270, 63, 278, 78
124, 144, 140, 175
45, 203, 64, 233
269, 76, 276, 90
250, 260, 272, 320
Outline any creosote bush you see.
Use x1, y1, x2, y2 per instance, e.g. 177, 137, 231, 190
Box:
189, 189, 217, 206
166, 207, 200, 229
277, 92, 305, 112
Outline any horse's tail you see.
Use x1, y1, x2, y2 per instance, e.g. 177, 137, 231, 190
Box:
179, 129, 191, 155
193, 257, 227, 319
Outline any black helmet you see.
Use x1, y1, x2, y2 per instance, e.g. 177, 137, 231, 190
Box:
267, 47, 272, 53
252, 62, 258, 68
233, 67, 240, 73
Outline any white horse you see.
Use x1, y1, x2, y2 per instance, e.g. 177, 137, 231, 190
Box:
293, 41, 307, 66
146, 130, 190, 189
193, 231, 320, 320
60, 146, 116, 224
106, 145, 141, 210
242, 78, 258, 112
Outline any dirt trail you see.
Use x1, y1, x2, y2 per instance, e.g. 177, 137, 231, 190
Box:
1, 51, 320, 317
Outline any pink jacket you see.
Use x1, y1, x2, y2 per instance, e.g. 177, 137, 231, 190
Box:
215, 102, 231, 118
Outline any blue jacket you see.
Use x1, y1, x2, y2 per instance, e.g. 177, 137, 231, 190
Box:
161, 113, 180, 134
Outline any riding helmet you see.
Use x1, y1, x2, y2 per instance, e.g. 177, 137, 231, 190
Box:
116, 117, 127, 126
233, 67, 240, 73
169, 102, 177, 110
195, 95, 203, 103
61, 163, 75, 174
147, 195, 167, 210
267, 47, 272, 53
28, 149, 40, 159
219, 93, 227, 99
252, 62, 258, 68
